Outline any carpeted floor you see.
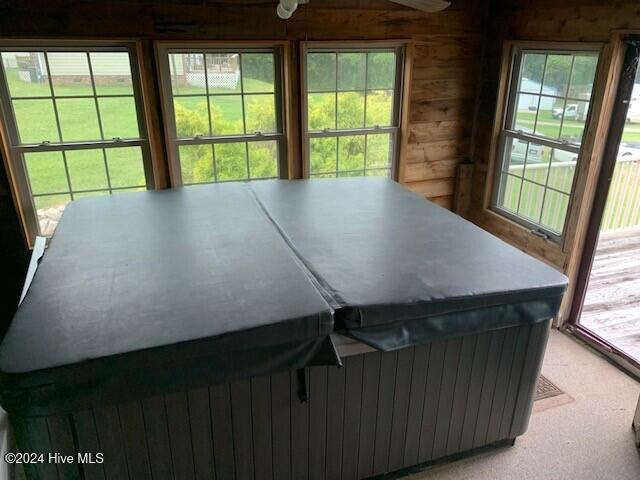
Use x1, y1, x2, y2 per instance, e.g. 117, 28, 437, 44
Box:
409, 329, 640, 480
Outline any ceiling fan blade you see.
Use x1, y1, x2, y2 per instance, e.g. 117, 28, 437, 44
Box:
389, 0, 451, 13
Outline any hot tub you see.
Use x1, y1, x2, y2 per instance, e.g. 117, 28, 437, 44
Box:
0, 178, 566, 479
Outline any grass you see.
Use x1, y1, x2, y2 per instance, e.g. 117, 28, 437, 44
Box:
4, 67, 274, 213
516, 109, 640, 143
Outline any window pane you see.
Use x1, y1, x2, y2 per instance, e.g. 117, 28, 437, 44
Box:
99, 97, 140, 139
338, 53, 366, 91
179, 144, 214, 184
56, 98, 101, 141
366, 133, 392, 169
210, 95, 244, 135
13, 99, 60, 143
35, 194, 71, 236
48, 52, 93, 97
504, 137, 528, 174
522, 142, 549, 182
169, 53, 206, 95
338, 136, 365, 174
308, 93, 336, 131
1, 52, 50, 97
244, 94, 276, 134
535, 97, 563, 138
206, 53, 241, 94
540, 190, 570, 233
215, 142, 248, 181
559, 100, 589, 143
569, 55, 597, 99
365, 168, 390, 177
518, 53, 546, 94
307, 53, 336, 92
337, 92, 365, 129
241, 53, 274, 93
90, 52, 134, 95
74, 190, 109, 199
365, 90, 392, 127
513, 93, 539, 132
542, 54, 572, 98
547, 149, 577, 193
248, 141, 278, 179
24, 151, 69, 195
497, 173, 522, 213
66, 149, 109, 191
174, 96, 209, 137
106, 147, 146, 188
310, 137, 337, 174
517, 180, 544, 222
367, 52, 395, 90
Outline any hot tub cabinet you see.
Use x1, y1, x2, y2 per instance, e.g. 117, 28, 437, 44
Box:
0, 179, 566, 480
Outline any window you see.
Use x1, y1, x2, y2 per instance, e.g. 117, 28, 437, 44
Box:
0, 45, 152, 239
158, 46, 284, 185
302, 46, 404, 178
493, 47, 599, 240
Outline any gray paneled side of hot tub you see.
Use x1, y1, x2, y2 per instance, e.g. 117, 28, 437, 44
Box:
12, 320, 550, 480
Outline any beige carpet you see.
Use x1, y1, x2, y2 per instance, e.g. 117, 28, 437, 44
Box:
409, 329, 640, 480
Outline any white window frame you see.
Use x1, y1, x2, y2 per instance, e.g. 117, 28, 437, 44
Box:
0, 40, 153, 243
156, 43, 287, 186
491, 45, 600, 243
301, 43, 405, 179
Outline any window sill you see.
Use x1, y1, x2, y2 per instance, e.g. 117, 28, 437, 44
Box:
468, 206, 567, 271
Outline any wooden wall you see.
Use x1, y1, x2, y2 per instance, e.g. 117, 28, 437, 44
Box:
467, 0, 640, 322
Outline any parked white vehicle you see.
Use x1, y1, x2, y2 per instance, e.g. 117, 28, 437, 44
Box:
552, 103, 587, 121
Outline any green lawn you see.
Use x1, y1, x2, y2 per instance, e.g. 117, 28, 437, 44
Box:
516, 109, 640, 143
4, 67, 277, 213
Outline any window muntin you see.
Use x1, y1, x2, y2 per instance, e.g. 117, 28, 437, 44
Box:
0, 47, 151, 238
162, 49, 284, 185
492, 49, 599, 240
303, 47, 403, 179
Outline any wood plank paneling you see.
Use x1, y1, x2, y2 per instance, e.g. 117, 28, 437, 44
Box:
93, 406, 129, 480
72, 410, 106, 480
187, 387, 216, 480
251, 377, 273, 480
210, 384, 236, 480
388, 347, 415, 472
326, 364, 346, 480
372, 351, 398, 476
18, 323, 552, 480
290, 369, 309, 480
142, 396, 174, 480
118, 402, 153, 480
46, 414, 81, 480
165, 391, 196, 480
270, 371, 291, 480
308, 367, 328, 480
341, 356, 364, 480
230, 380, 254, 480
417, 340, 446, 463
357, 351, 381, 478
403, 344, 430, 467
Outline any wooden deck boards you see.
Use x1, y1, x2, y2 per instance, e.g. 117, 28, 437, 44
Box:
581, 226, 640, 362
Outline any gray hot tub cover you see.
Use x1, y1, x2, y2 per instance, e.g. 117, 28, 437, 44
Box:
0, 178, 567, 414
